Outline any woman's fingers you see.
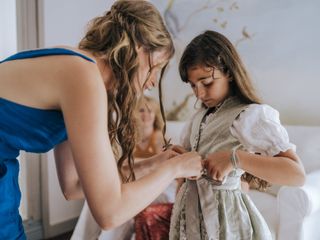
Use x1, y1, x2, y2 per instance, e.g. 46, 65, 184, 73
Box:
171, 145, 187, 154
174, 151, 202, 179
167, 149, 180, 158
160, 148, 180, 159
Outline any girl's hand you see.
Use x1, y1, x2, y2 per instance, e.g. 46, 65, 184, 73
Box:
169, 151, 202, 179
205, 151, 233, 182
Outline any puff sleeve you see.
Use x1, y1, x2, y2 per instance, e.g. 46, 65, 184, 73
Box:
230, 104, 296, 156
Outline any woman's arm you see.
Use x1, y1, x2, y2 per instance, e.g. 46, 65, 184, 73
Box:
54, 142, 180, 198
56, 59, 202, 230
54, 141, 84, 199
54, 143, 182, 199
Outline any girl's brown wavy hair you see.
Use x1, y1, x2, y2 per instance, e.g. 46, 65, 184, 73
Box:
79, 0, 174, 182
179, 30, 269, 191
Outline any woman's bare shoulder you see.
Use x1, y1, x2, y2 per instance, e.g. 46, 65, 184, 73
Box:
0, 47, 100, 110
54, 51, 102, 92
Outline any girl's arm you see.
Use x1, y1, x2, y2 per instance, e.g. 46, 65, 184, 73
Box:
55, 58, 202, 230
206, 104, 305, 187
205, 149, 305, 187
237, 149, 305, 186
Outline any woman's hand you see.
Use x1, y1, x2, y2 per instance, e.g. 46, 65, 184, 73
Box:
204, 151, 233, 182
153, 147, 202, 179
167, 151, 202, 179
169, 146, 207, 180
130, 148, 185, 178
157, 147, 181, 161
156, 144, 190, 161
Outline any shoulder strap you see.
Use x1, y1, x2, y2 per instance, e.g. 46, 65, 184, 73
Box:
0, 48, 95, 64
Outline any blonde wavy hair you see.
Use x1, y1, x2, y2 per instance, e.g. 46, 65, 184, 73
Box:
79, 0, 174, 182
179, 30, 269, 191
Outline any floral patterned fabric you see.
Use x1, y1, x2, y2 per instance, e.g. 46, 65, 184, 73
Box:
135, 203, 174, 240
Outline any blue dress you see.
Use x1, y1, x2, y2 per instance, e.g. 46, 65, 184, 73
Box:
0, 48, 95, 240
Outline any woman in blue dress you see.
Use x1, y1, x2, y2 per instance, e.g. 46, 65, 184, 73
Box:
0, 1, 202, 239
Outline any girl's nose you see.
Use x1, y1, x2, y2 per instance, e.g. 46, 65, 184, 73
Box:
196, 87, 205, 100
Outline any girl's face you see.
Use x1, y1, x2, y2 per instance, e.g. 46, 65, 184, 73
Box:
138, 104, 156, 128
187, 65, 231, 108
136, 47, 169, 92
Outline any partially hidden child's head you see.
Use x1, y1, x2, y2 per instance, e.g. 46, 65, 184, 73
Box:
179, 30, 261, 108
136, 96, 163, 132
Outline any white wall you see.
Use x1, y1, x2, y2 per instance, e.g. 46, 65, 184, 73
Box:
0, 0, 17, 59
41, 0, 113, 47
149, 0, 320, 126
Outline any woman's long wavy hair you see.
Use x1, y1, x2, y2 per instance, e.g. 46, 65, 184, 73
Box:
79, 0, 174, 182
179, 30, 269, 191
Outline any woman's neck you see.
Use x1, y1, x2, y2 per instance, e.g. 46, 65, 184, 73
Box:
94, 57, 115, 90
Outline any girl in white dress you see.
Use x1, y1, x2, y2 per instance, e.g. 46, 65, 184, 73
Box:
169, 30, 306, 240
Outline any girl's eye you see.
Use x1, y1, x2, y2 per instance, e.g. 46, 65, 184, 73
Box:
203, 80, 214, 86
